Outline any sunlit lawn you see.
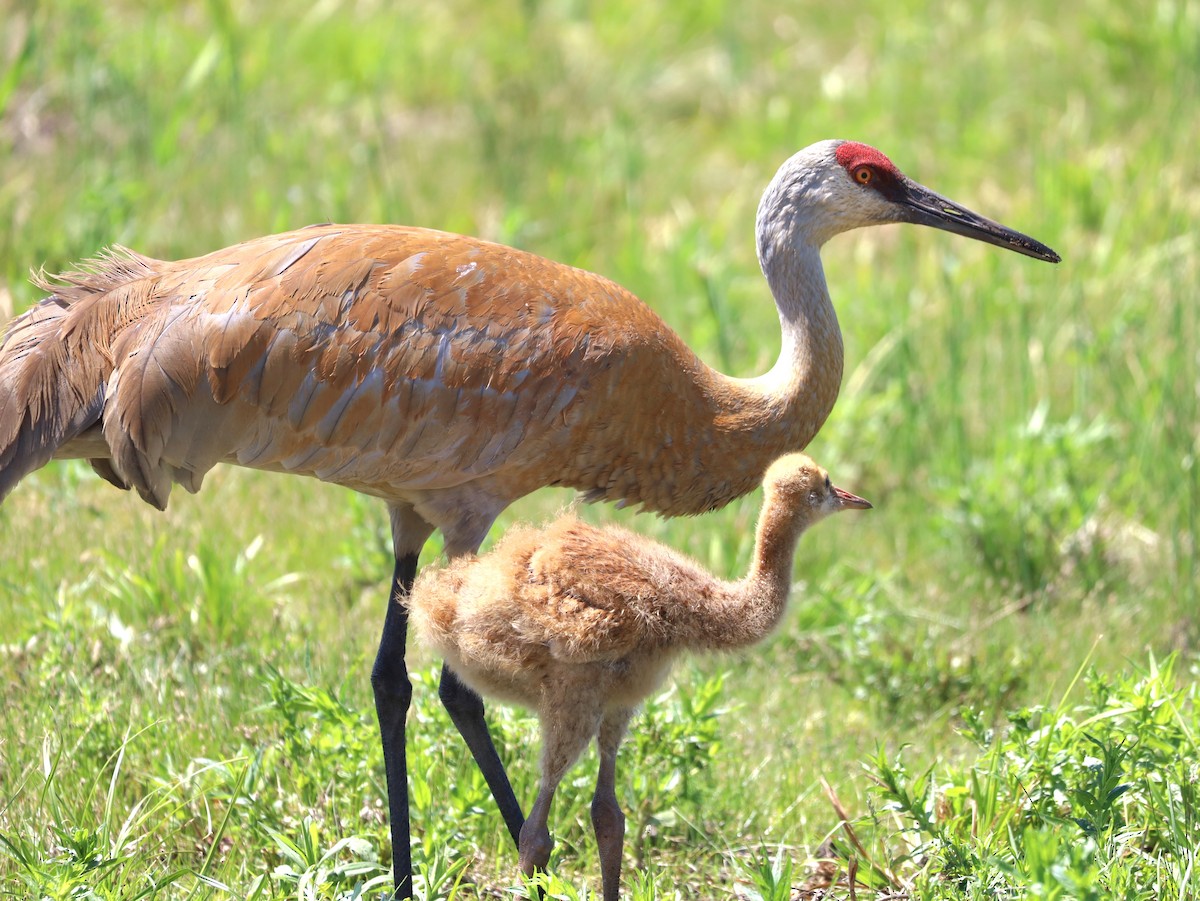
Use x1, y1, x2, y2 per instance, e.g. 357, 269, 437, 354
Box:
1, 1, 1197, 898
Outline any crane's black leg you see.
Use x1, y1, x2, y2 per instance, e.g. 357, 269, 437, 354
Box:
438, 663, 526, 846
372, 554, 419, 900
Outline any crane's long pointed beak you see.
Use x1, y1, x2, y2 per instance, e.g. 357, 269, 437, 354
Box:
896, 178, 1061, 263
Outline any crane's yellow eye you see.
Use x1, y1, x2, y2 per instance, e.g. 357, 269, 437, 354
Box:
854, 166, 873, 184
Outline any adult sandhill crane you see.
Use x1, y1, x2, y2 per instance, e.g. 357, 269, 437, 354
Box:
0, 140, 1059, 897
408, 453, 871, 900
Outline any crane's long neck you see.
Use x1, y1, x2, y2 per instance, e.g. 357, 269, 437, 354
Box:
757, 239, 843, 422
700, 237, 843, 479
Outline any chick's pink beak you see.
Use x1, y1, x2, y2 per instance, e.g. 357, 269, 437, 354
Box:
834, 485, 872, 510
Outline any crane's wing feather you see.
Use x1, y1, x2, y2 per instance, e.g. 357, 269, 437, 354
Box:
3, 223, 711, 515
89, 224, 677, 505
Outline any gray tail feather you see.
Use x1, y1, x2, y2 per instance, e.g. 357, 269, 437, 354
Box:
0, 247, 159, 504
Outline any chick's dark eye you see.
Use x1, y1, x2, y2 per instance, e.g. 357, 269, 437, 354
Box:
824, 476, 832, 491
854, 166, 873, 184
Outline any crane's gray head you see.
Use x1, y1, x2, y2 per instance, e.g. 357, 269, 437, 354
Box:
756, 139, 1061, 265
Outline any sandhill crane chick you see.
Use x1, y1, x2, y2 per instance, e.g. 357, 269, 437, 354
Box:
407, 453, 871, 900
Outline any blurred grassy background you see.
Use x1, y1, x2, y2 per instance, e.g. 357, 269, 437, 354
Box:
1, 0, 1197, 898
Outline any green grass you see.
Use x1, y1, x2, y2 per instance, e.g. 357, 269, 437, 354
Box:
1, 0, 1197, 898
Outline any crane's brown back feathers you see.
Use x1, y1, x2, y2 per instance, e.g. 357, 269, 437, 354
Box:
0, 224, 837, 537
